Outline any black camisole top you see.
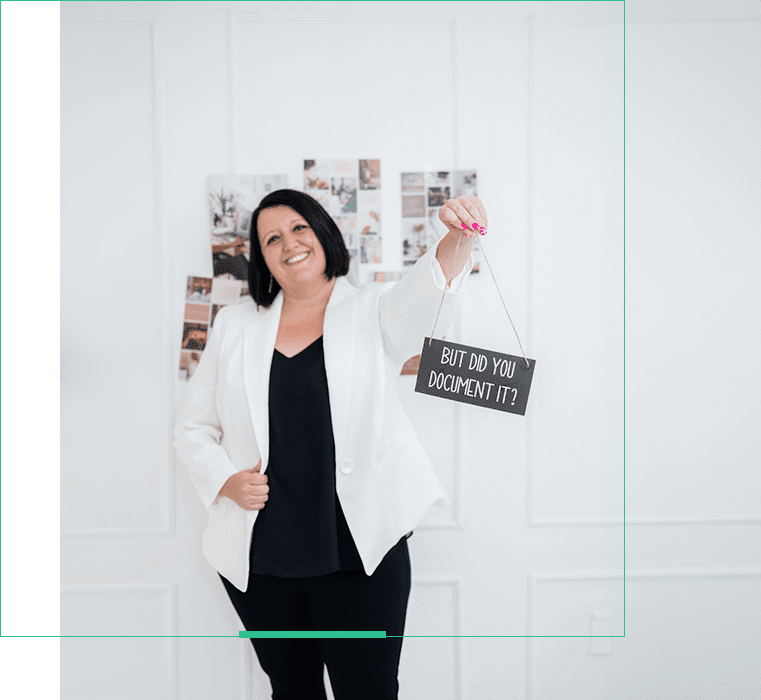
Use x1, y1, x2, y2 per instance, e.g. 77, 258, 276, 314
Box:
250, 336, 366, 577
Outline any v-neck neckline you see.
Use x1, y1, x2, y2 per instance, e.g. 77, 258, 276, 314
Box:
274, 335, 323, 360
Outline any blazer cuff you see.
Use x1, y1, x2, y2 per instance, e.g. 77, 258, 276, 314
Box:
431, 235, 473, 293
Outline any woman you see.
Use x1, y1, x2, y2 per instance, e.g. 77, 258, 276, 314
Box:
174, 188, 487, 699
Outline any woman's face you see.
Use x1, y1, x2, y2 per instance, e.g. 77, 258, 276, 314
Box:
257, 206, 327, 291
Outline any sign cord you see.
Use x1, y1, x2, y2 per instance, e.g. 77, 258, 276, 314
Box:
428, 230, 463, 346
428, 230, 530, 370
477, 235, 530, 369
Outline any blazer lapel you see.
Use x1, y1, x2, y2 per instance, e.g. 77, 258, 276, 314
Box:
323, 277, 356, 461
242, 292, 283, 473
241, 278, 356, 471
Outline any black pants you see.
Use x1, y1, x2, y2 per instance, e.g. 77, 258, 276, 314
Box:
220, 539, 411, 700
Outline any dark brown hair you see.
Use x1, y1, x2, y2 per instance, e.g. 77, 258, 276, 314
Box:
248, 189, 350, 308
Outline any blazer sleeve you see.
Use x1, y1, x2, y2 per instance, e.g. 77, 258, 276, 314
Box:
173, 308, 239, 512
379, 234, 473, 366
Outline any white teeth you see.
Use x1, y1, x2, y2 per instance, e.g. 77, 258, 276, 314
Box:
286, 252, 308, 264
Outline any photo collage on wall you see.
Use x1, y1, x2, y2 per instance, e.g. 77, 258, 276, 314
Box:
179, 173, 287, 381
178, 275, 248, 380
400, 169, 481, 274
181, 166, 483, 380
304, 159, 381, 288
209, 173, 288, 284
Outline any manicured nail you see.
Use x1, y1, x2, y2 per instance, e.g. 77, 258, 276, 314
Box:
460, 223, 468, 229
471, 222, 479, 230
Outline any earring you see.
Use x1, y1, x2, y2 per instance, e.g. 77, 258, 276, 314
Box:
268, 275, 273, 294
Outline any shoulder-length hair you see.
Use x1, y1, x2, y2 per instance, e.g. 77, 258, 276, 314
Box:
247, 189, 350, 308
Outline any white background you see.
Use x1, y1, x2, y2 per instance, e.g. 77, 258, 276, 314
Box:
61, 0, 761, 700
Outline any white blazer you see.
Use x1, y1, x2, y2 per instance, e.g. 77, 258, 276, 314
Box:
173, 241, 471, 591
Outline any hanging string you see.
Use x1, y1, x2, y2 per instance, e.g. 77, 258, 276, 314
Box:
428, 229, 463, 346
429, 226, 531, 370
476, 233, 531, 369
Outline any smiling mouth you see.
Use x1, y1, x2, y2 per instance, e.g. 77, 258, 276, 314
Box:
285, 252, 309, 265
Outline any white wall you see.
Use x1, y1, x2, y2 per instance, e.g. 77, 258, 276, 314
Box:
55, 1, 760, 699
609, 2, 761, 696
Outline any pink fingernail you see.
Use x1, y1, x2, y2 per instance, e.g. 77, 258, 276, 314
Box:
471, 223, 479, 230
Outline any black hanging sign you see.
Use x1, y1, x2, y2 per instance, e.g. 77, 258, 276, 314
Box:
415, 337, 536, 415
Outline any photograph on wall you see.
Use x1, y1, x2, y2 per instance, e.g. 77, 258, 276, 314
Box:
178, 275, 248, 381
303, 160, 331, 190
426, 180, 450, 207
178, 350, 204, 382
209, 174, 288, 282
332, 176, 357, 214
180, 319, 208, 356
359, 159, 380, 189
304, 159, 382, 276
401, 169, 481, 273
185, 275, 212, 303
360, 234, 382, 264
209, 275, 245, 307
452, 169, 478, 198
401, 218, 428, 266
400, 171, 425, 192
358, 198, 381, 235
402, 193, 426, 218
336, 216, 358, 249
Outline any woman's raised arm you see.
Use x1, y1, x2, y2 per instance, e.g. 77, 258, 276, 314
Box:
378, 196, 488, 366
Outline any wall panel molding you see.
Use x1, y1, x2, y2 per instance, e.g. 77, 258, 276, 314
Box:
62, 527, 176, 537
530, 514, 761, 527
61, 15, 175, 539
529, 567, 761, 586
61, 582, 178, 699
526, 568, 761, 700
411, 576, 464, 700
152, 13, 178, 541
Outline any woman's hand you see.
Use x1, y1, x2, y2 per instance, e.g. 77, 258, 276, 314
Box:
218, 459, 269, 510
438, 195, 488, 238
436, 195, 488, 280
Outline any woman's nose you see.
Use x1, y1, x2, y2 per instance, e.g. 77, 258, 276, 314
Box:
281, 231, 298, 252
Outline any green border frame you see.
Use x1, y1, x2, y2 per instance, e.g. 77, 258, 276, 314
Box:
0, 6, 626, 697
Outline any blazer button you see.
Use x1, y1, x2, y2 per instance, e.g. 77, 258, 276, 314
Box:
339, 460, 354, 475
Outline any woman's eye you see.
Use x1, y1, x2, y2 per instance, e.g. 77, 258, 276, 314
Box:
294, 224, 306, 231
267, 235, 280, 245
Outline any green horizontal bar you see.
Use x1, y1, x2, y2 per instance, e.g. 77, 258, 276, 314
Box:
239, 631, 386, 639
0, 634, 630, 640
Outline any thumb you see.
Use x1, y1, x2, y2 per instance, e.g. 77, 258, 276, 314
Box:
250, 459, 262, 473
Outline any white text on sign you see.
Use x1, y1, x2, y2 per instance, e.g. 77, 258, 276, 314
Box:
415, 338, 535, 415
